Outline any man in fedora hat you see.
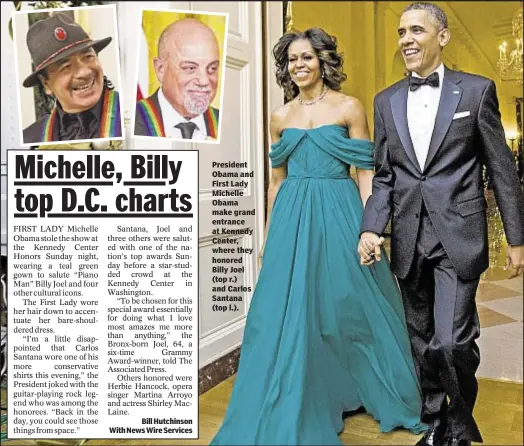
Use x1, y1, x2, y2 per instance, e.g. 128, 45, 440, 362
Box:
22, 12, 121, 145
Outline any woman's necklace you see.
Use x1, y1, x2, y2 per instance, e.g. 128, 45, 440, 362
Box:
298, 87, 329, 106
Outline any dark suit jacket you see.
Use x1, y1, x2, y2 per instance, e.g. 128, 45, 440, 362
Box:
361, 67, 524, 280
134, 89, 220, 139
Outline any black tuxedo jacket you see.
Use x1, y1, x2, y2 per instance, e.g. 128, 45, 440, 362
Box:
361, 68, 524, 280
134, 89, 219, 139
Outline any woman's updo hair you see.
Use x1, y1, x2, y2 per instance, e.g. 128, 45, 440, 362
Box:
273, 27, 347, 101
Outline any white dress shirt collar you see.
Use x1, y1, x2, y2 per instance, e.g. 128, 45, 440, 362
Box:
157, 88, 207, 140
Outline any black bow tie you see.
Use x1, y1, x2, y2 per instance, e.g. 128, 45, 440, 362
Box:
409, 72, 440, 91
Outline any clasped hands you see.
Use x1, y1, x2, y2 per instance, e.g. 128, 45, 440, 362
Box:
358, 232, 385, 266
358, 232, 524, 278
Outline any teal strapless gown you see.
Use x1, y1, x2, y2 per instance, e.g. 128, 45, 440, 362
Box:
211, 125, 426, 445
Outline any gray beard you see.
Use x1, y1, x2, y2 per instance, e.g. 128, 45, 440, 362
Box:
184, 92, 211, 116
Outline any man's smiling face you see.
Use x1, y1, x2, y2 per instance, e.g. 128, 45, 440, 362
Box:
398, 9, 450, 77
40, 47, 104, 113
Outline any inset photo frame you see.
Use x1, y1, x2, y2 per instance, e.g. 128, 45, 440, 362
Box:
133, 8, 229, 145
12, 4, 124, 148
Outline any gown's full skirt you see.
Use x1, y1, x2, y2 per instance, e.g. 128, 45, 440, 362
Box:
211, 126, 425, 445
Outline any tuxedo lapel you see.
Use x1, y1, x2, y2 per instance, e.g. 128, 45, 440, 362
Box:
424, 70, 462, 171
390, 80, 421, 172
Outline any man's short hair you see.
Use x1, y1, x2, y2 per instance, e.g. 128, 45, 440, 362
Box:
404, 2, 448, 30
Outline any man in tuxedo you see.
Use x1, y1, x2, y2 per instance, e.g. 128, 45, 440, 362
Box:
134, 18, 220, 141
358, 3, 524, 446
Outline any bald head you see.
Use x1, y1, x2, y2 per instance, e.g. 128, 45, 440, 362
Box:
154, 18, 220, 119
158, 18, 219, 61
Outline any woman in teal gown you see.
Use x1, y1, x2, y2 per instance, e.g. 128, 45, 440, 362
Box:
211, 28, 426, 445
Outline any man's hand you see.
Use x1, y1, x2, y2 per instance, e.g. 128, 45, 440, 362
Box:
358, 232, 385, 266
505, 245, 524, 279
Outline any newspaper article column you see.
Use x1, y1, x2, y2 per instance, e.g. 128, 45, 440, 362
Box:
7, 150, 199, 440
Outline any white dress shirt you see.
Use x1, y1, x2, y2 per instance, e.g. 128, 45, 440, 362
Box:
157, 88, 208, 140
407, 63, 445, 170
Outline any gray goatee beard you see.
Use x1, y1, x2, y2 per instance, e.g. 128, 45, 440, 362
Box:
184, 89, 211, 116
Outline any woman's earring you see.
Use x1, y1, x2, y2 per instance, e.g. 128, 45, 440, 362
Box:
321, 71, 325, 79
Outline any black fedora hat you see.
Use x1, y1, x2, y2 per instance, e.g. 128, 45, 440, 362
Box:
23, 12, 112, 88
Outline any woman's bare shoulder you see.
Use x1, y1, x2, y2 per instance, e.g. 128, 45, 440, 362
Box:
334, 93, 365, 110
325, 91, 362, 112
338, 94, 367, 121
270, 101, 296, 134
339, 95, 370, 138
271, 102, 295, 120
